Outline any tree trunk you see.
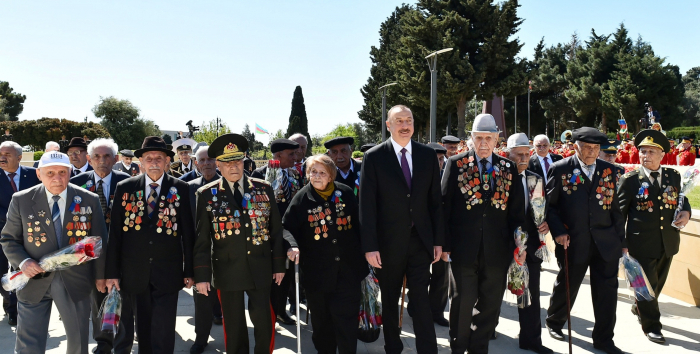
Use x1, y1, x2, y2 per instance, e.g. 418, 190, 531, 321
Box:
457, 96, 467, 139
601, 111, 607, 133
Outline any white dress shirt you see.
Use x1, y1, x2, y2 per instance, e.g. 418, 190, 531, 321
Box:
538, 153, 553, 176
95, 172, 112, 200
390, 137, 413, 176
575, 155, 596, 180
476, 154, 494, 175
75, 162, 90, 174
145, 173, 165, 197
4, 169, 20, 190
338, 161, 355, 179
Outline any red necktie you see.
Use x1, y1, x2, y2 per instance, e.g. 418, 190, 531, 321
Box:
8, 172, 18, 193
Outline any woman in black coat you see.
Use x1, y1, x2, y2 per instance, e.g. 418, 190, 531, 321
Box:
283, 154, 368, 354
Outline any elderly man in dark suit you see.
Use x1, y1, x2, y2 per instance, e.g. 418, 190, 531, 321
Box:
545, 127, 626, 354
528, 134, 562, 178
0, 141, 41, 325
441, 115, 527, 354
325, 136, 362, 193
65, 137, 94, 176
618, 130, 691, 344
187, 145, 223, 354
360, 104, 444, 354
105, 136, 195, 353
1, 151, 108, 354
70, 138, 131, 354
113, 149, 141, 177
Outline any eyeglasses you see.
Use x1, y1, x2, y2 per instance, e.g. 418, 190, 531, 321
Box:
66, 150, 86, 156
535, 144, 549, 149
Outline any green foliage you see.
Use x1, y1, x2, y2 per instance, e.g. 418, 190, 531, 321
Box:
0, 81, 27, 121
666, 126, 700, 141
34, 151, 44, 161
271, 129, 285, 141
93, 96, 161, 149
242, 124, 264, 152
0, 118, 111, 151
682, 67, 700, 126
352, 151, 364, 159
192, 119, 232, 145
287, 86, 313, 155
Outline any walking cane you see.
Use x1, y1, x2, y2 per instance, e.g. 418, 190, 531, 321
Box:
398, 275, 407, 329
295, 258, 302, 354
564, 247, 573, 354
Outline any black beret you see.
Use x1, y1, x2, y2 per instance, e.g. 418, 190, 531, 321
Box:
270, 139, 299, 153
360, 144, 376, 153
209, 134, 249, 161
427, 143, 447, 154
635, 129, 670, 153
441, 135, 460, 144
324, 136, 354, 149
119, 149, 135, 157
571, 127, 608, 145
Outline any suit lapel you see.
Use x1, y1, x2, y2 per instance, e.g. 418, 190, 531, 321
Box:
533, 157, 544, 178
31, 185, 59, 250
384, 139, 410, 191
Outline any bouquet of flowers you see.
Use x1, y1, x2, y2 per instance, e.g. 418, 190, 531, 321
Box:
620, 253, 655, 301
358, 266, 382, 343
99, 287, 123, 336
2, 236, 102, 292
673, 168, 700, 229
507, 227, 530, 308
265, 160, 284, 199
527, 175, 550, 262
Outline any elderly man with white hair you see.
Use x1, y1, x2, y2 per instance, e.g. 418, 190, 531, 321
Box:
0, 141, 41, 325
528, 134, 562, 179
33, 141, 61, 168
69, 138, 131, 354
0, 151, 108, 354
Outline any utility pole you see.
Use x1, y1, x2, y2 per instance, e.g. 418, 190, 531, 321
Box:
528, 81, 532, 137
379, 83, 397, 141
426, 48, 453, 143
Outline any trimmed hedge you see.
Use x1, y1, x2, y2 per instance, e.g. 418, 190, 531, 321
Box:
667, 127, 700, 141
352, 151, 363, 159
33, 151, 44, 161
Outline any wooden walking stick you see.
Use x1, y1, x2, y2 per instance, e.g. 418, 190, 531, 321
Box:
398, 275, 407, 329
565, 247, 573, 354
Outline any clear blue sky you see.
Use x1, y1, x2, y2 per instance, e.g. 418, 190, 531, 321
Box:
3, 1, 698, 145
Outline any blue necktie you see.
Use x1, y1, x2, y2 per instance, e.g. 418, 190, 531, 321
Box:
52, 195, 62, 247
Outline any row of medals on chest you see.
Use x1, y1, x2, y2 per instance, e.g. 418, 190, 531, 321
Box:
457, 163, 512, 211
637, 176, 678, 212
208, 188, 271, 242
122, 189, 181, 235
561, 169, 615, 209
308, 191, 351, 241
26, 211, 49, 246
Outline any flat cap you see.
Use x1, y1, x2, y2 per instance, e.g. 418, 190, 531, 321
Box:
270, 139, 299, 153
441, 135, 460, 144
427, 142, 447, 154
324, 136, 354, 149
119, 149, 135, 157
571, 127, 607, 145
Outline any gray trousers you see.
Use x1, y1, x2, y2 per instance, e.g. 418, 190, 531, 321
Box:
15, 274, 91, 354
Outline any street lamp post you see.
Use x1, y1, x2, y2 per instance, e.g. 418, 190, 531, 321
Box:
426, 48, 453, 143
379, 82, 397, 141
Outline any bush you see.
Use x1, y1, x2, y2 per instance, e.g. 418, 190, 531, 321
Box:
667, 126, 700, 141
33, 151, 44, 161
352, 151, 364, 159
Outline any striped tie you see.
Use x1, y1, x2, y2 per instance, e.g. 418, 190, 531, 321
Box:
96, 180, 107, 215
147, 183, 159, 218
281, 170, 292, 201
52, 195, 62, 247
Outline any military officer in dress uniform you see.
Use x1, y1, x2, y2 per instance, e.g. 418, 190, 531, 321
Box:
170, 138, 197, 178
545, 127, 625, 354
441, 114, 527, 354
113, 149, 140, 177
70, 138, 131, 354
325, 136, 362, 194
251, 138, 302, 325
617, 130, 691, 344
105, 136, 196, 353
677, 137, 696, 166
598, 140, 626, 185
194, 134, 286, 354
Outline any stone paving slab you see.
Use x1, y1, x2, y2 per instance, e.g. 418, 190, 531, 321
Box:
0, 260, 698, 353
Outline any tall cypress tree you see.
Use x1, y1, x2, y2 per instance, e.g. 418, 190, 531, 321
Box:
287, 86, 312, 155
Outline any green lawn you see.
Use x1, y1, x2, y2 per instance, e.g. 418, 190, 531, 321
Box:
686, 185, 700, 211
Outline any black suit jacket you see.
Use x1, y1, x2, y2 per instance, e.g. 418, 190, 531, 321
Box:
618, 167, 691, 259
528, 153, 563, 179
442, 150, 526, 269
105, 173, 195, 294
359, 139, 444, 263
72, 163, 94, 177
70, 170, 130, 227
113, 161, 140, 177
546, 156, 625, 265
0, 166, 41, 229
187, 175, 221, 218
335, 160, 362, 191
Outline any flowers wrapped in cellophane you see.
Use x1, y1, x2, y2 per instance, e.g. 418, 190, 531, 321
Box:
527, 175, 550, 262
673, 168, 699, 229
265, 160, 283, 198
620, 253, 655, 301
99, 287, 123, 336
358, 266, 382, 343
507, 227, 530, 308
1, 236, 102, 292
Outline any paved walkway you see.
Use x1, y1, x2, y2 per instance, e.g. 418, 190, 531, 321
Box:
0, 260, 698, 353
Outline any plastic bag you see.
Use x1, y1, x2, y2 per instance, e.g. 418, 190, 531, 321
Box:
620, 253, 655, 301
507, 227, 530, 308
358, 266, 382, 343
527, 175, 550, 262
99, 287, 123, 336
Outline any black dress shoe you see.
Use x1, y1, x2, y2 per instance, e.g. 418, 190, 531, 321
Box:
212, 316, 223, 326
646, 332, 665, 344
547, 325, 565, 341
434, 317, 449, 327
520, 344, 554, 354
190, 343, 207, 354
7, 315, 16, 326
593, 342, 624, 354
277, 313, 296, 325
490, 332, 497, 340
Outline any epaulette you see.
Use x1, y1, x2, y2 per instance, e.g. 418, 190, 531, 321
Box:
249, 177, 270, 186
197, 179, 221, 194
170, 161, 180, 169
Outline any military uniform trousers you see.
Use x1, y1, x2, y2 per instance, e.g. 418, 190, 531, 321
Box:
217, 285, 275, 354
193, 285, 222, 345
449, 243, 509, 354
270, 265, 294, 317
16, 273, 91, 354
121, 283, 180, 354
546, 244, 618, 347
306, 271, 361, 354
631, 252, 673, 334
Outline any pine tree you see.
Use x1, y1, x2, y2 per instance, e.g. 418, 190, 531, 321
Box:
287, 86, 312, 155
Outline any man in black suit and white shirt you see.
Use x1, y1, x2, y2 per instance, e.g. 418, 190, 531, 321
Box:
528, 134, 562, 179
360, 104, 444, 354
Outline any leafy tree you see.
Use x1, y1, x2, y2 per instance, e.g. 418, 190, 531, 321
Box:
92, 96, 161, 149
193, 119, 232, 145
0, 82, 27, 121
682, 67, 700, 126
287, 86, 312, 154
242, 123, 264, 152
0, 96, 9, 121
271, 129, 285, 141
0, 118, 110, 150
